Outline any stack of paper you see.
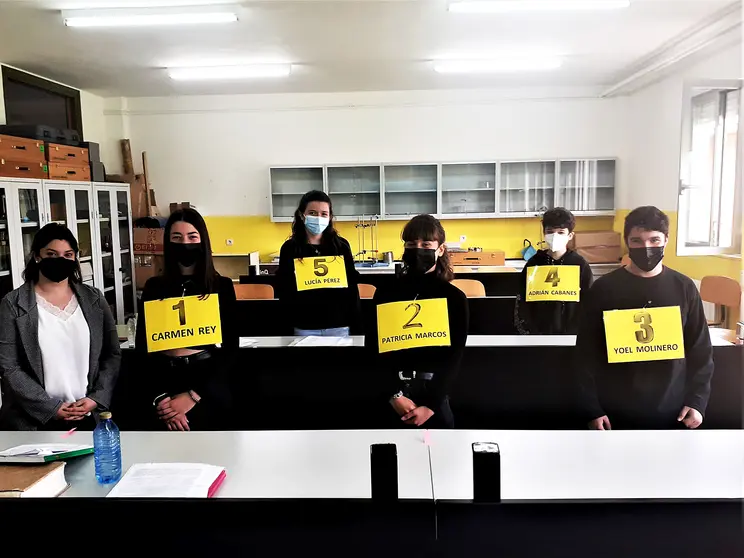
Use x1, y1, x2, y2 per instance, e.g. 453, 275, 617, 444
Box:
0, 444, 93, 464
107, 463, 226, 498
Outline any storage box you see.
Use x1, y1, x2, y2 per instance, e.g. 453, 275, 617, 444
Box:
90, 161, 105, 182
135, 254, 165, 289
47, 162, 91, 182
46, 143, 89, 164
569, 231, 622, 263
133, 228, 165, 255
169, 202, 195, 214
0, 158, 47, 179
0, 124, 61, 143
0, 135, 46, 163
450, 250, 506, 266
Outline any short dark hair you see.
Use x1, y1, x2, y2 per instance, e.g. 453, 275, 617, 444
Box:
23, 223, 83, 283
623, 206, 670, 243
163, 208, 219, 294
401, 214, 454, 282
542, 207, 576, 233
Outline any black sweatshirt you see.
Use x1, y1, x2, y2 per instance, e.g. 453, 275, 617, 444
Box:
515, 249, 594, 335
277, 237, 361, 331
366, 272, 469, 410
575, 266, 714, 428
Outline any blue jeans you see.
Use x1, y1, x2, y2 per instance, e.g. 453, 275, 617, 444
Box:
294, 327, 350, 337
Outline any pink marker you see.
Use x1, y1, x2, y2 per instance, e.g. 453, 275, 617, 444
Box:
62, 427, 77, 438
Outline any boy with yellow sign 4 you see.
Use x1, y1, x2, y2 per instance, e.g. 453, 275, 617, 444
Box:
576, 207, 714, 430
515, 208, 593, 334
366, 215, 469, 429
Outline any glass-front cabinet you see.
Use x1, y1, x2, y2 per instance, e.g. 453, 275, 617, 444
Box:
499, 161, 556, 215
327, 166, 381, 218
441, 163, 497, 217
557, 159, 616, 213
383, 164, 437, 218
270, 167, 324, 221
0, 185, 13, 299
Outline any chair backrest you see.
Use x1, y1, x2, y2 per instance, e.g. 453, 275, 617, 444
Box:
452, 279, 486, 298
700, 276, 742, 308
234, 284, 275, 300
358, 283, 377, 299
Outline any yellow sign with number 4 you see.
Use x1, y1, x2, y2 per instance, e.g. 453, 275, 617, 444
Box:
144, 295, 222, 353
603, 306, 684, 364
295, 256, 348, 292
377, 298, 450, 354
525, 265, 581, 302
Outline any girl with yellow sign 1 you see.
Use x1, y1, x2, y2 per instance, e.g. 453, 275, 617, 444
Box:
366, 214, 469, 429
277, 190, 360, 336
135, 208, 238, 431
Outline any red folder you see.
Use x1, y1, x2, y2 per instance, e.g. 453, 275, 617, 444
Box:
208, 470, 227, 498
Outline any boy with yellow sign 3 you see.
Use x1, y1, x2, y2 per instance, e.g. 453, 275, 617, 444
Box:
515, 208, 593, 334
277, 191, 361, 336
366, 215, 469, 429
576, 207, 713, 430
136, 209, 238, 431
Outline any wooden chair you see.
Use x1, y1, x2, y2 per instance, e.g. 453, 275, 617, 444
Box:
234, 284, 275, 300
452, 279, 486, 298
358, 283, 377, 299
700, 276, 742, 328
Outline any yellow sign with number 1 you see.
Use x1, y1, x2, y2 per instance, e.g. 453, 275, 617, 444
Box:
295, 256, 348, 292
525, 265, 581, 302
377, 298, 450, 354
603, 306, 684, 364
144, 295, 222, 353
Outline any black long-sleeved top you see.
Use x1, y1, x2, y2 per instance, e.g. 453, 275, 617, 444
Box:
277, 237, 361, 331
575, 266, 714, 428
366, 272, 469, 410
515, 249, 594, 335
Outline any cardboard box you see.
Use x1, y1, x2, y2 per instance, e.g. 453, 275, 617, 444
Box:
0, 134, 46, 163
134, 254, 165, 289
450, 250, 506, 266
575, 246, 622, 263
569, 231, 622, 263
133, 228, 164, 255
169, 202, 194, 214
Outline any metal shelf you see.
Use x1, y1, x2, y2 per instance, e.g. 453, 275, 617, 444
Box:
20, 221, 39, 228
79, 256, 92, 262
0, 270, 10, 277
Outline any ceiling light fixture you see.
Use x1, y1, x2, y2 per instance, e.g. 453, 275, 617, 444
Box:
433, 57, 562, 74
63, 6, 239, 27
168, 64, 292, 81
449, 1, 631, 13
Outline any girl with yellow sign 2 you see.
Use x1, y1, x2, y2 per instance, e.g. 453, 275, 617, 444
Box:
366, 214, 469, 429
277, 190, 361, 336
136, 208, 238, 431
514, 208, 593, 334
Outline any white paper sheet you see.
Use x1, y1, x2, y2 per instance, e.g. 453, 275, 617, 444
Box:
291, 336, 354, 347
0, 443, 92, 457
107, 463, 225, 498
239, 338, 259, 348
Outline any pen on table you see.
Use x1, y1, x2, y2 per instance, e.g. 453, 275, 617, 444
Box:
62, 427, 77, 438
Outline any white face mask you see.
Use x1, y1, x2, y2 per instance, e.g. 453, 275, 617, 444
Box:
545, 233, 570, 253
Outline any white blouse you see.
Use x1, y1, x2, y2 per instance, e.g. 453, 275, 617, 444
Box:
36, 294, 90, 403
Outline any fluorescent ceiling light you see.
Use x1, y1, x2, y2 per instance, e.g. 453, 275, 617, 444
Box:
168, 64, 292, 81
434, 57, 562, 73
63, 6, 238, 27
449, 1, 631, 13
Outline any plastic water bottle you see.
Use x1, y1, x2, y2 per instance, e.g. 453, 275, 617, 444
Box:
94, 412, 122, 484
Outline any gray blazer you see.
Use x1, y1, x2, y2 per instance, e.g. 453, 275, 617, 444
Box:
0, 281, 122, 430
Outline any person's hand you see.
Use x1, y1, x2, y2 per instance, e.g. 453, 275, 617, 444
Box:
156, 393, 196, 422
588, 415, 611, 430
166, 415, 190, 432
401, 406, 434, 426
68, 397, 97, 416
390, 395, 416, 417
55, 403, 78, 421
678, 406, 703, 429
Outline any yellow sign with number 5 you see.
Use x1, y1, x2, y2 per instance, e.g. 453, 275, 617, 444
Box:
525, 265, 581, 302
144, 295, 222, 353
377, 298, 450, 354
295, 256, 348, 291
603, 306, 684, 363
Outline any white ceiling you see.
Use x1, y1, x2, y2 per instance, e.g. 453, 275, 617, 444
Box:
0, 0, 739, 97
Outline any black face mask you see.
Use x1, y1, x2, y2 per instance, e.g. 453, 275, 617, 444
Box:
171, 242, 203, 267
38, 257, 76, 283
628, 246, 665, 272
403, 248, 437, 276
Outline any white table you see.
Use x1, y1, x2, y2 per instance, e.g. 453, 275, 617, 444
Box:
428, 430, 744, 501
0, 430, 433, 499
239, 335, 577, 348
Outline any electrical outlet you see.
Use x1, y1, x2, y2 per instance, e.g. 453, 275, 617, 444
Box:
226, 239, 234, 246
460, 235, 467, 244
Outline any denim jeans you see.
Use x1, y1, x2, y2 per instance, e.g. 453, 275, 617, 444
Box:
294, 327, 350, 337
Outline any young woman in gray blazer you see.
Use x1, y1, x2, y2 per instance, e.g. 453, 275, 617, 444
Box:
0, 224, 121, 430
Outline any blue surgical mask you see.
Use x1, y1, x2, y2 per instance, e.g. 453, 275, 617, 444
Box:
304, 215, 329, 236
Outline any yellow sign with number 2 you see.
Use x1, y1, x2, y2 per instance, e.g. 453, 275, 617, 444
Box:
144, 295, 222, 353
603, 306, 684, 364
377, 298, 450, 354
295, 256, 348, 292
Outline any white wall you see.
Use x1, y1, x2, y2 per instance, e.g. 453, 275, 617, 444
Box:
111, 87, 631, 216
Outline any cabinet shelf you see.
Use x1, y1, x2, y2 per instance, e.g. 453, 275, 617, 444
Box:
330, 191, 380, 195
0, 223, 6, 230
20, 222, 39, 228
79, 256, 92, 262
120, 249, 129, 254
102, 252, 113, 257
76, 219, 89, 224
386, 190, 436, 194
0, 270, 10, 277
443, 188, 495, 192
103, 286, 115, 293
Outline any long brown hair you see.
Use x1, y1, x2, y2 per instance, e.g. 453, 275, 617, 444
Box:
401, 214, 454, 282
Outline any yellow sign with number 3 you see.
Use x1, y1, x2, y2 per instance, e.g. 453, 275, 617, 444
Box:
603, 306, 684, 364
377, 298, 450, 354
144, 295, 222, 353
525, 265, 581, 302
295, 256, 348, 292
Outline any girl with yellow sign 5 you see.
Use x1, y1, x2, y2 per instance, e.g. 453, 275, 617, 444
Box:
366, 215, 469, 429
135, 208, 238, 431
277, 190, 361, 336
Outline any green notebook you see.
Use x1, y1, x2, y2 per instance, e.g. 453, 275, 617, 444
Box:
0, 444, 94, 464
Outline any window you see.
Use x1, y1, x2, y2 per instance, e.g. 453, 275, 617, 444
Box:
678, 83, 742, 256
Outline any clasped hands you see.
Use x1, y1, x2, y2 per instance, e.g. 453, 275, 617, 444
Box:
390, 395, 434, 426
56, 397, 97, 421
156, 393, 197, 431
588, 406, 703, 430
